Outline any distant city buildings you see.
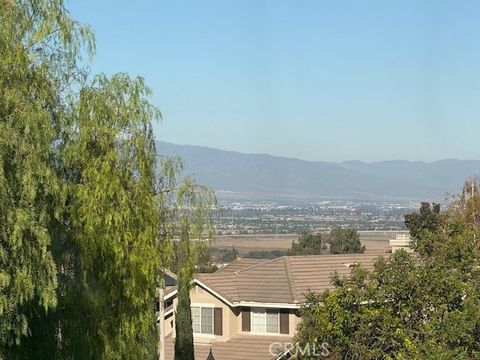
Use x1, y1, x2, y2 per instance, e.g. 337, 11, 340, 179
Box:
215, 199, 416, 235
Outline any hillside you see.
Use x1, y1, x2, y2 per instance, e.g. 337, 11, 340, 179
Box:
156, 141, 480, 201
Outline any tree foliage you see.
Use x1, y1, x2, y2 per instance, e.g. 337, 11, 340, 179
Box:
288, 231, 328, 256
449, 178, 480, 230
1, 1, 215, 359
288, 228, 364, 256
295, 180, 480, 360
246, 249, 286, 259
163, 160, 215, 360
327, 228, 365, 255
174, 220, 195, 360
405, 202, 442, 252
0, 0, 93, 354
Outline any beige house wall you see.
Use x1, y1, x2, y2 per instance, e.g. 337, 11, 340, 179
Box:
164, 283, 303, 342
291, 311, 301, 337
164, 298, 176, 338
190, 284, 239, 343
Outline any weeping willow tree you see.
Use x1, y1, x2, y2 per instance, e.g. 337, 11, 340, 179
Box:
0, 0, 94, 356
0, 1, 215, 359
157, 158, 215, 360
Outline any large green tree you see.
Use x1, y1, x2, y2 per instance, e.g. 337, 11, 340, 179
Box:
0, 0, 93, 355
287, 228, 364, 256
156, 154, 215, 360
405, 202, 443, 252
287, 231, 328, 256
1, 1, 215, 359
167, 163, 215, 360
174, 220, 195, 360
296, 249, 480, 359
295, 181, 480, 360
55, 73, 163, 360
327, 228, 365, 254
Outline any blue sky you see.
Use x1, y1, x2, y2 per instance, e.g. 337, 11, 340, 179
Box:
68, 0, 480, 162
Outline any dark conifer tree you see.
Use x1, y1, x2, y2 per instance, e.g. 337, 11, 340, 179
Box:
174, 220, 195, 360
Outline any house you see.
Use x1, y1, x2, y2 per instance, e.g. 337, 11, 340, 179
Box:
389, 233, 412, 253
162, 253, 383, 360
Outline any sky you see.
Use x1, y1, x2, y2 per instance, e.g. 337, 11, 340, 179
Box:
68, 0, 480, 162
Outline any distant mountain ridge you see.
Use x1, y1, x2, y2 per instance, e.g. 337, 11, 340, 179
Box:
155, 141, 480, 201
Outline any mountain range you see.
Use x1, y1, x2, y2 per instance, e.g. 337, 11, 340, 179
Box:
155, 141, 480, 201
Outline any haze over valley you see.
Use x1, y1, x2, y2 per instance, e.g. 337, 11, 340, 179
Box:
157, 141, 480, 202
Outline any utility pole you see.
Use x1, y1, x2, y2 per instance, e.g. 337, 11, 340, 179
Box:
156, 282, 165, 360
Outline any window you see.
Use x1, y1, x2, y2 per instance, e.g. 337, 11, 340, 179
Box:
191, 306, 214, 334
251, 308, 279, 333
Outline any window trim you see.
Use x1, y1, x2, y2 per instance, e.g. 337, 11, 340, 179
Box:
250, 307, 280, 334
191, 303, 215, 336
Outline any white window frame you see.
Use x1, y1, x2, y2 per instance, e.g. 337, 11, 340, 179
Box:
191, 303, 215, 335
250, 307, 280, 334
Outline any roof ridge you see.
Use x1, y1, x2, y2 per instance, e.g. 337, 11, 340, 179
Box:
232, 271, 240, 302
163, 268, 177, 279
283, 257, 297, 303
216, 258, 269, 274
233, 256, 284, 275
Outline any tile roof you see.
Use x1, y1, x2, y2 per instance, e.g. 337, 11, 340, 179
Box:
196, 252, 385, 305
165, 334, 292, 360
160, 269, 178, 298
215, 258, 270, 273
165, 284, 177, 298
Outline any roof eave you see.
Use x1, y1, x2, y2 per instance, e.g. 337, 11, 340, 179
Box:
193, 278, 301, 309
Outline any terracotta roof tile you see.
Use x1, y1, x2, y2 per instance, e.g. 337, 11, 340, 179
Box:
195, 253, 384, 304
215, 258, 270, 273
165, 334, 292, 360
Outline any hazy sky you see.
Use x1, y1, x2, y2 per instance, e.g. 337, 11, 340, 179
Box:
68, 0, 480, 162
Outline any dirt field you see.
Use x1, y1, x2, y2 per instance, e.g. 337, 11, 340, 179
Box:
211, 231, 406, 255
